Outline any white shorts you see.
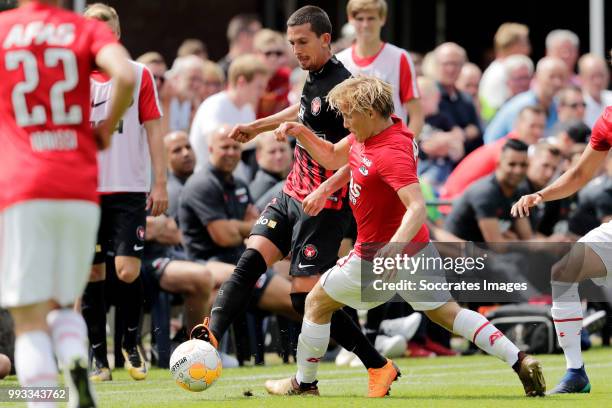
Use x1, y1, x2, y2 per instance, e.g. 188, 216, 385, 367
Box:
0, 200, 100, 308
320, 245, 450, 311
578, 221, 612, 287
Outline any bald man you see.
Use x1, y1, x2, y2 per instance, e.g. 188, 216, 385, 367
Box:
164, 131, 196, 219
485, 57, 568, 144
579, 53, 612, 127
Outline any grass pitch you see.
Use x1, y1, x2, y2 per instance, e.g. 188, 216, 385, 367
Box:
3, 347, 611, 407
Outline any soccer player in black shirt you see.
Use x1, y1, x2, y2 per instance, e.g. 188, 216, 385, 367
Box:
191, 5, 398, 396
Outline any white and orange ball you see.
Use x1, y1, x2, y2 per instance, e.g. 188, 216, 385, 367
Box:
170, 339, 222, 392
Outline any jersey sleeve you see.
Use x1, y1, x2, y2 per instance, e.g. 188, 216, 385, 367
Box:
590, 107, 612, 151
87, 18, 118, 58
138, 66, 162, 123
399, 52, 419, 103
376, 138, 419, 191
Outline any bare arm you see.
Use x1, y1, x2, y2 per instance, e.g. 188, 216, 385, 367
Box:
207, 219, 255, 247
303, 165, 350, 216
404, 99, 424, 139
275, 122, 350, 170
230, 103, 300, 143
144, 118, 168, 216
94, 44, 136, 149
389, 183, 427, 243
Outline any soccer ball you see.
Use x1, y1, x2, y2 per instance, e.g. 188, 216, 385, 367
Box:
170, 339, 222, 392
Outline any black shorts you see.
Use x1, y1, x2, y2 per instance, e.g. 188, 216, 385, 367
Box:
93, 193, 147, 264
251, 191, 352, 277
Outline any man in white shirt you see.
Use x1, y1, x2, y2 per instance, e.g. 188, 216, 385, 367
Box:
190, 54, 269, 176
579, 53, 612, 128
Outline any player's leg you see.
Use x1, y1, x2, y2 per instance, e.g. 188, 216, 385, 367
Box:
547, 236, 609, 394
158, 259, 214, 331
255, 271, 301, 320
424, 301, 545, 396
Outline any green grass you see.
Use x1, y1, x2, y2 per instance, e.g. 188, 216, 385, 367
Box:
3, 347, 612, 407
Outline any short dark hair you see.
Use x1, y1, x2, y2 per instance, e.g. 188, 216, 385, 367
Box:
502, 138, 529, 153
287, 6, 332, 37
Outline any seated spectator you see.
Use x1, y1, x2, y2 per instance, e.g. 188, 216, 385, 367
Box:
456, 62, 482, 119
479, 23, 531, 122
441, 105, 546, 202
136, 51, 167, 94
177, 38, 208, 60
254, 29, 291, 118
579, 53, 612, 128
484, 57, 567, 144
547, 119, 591, 164
434, 42, 482, 153
545, 29, 579, 85
218, 14, 262, 77
548, 86, 586, 136
416, 76, 464, 188
199, 60, 225, 103
249, 131, 292, 205
162, 55, 206, 133
444, 139, 534, 242
189, 54, 269, 176
569, 156, 612, 236
519, 142, 569, 237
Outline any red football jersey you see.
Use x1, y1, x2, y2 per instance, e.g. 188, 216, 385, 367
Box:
590, 106, 612, 151
348, 116, 429, 258
0, 1, 117, 211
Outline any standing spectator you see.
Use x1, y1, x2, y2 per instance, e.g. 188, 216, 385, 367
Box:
218, 14, 262, 77
456, 62, 482, 119
484, 57, 567, 144
83, 3, 168, 382
441, 106, 546, 202
190, 54, 269, 176
137, 51, 167, 94
177, 38, 208, 60
0, 0, 134, 404
546, 29, 580, 85
249, 131, 292, 207
254, 29, 291, 118
162, 55, 206, 133
445, 139, 533, 242
579, 53, 612, 128
479, 23, 531, 122
434, 42, 482, 153
336, 0, 423, 135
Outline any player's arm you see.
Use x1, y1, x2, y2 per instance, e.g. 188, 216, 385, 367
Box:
207, 218, 255, 247
229, 103, 300, 143
388, 183, 427, 243
403, 99, 424, 138
275, 122, 350, 170
477, 218, 509, 242
512, 145, 608, 217
94, 44, 136, 149
303, 165, 350, 216
144, 118, 169, 216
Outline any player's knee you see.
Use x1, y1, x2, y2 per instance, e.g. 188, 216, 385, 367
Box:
116, 266, 140, 283
193, 268, 214, 295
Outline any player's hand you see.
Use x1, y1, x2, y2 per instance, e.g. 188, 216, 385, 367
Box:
229, 123, 258, 143
93, 125, 112, 151
147, 181, 169, 216
274, 121, 304, 142
511, 193, 543, 218
302, 187, 328, 216
374, 243, 402, 282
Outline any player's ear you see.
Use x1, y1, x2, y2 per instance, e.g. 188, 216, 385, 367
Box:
321, 33, 332, 47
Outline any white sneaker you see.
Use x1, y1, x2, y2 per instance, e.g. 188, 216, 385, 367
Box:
379, 313, 422, 340
220, 352, 239, 368
349, 356, 364, 368
335, 347, 357, 367
583, 310, 607, 334
374, 334, 407, 358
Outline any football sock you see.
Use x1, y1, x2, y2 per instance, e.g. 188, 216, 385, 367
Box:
119, 276, 143, 349
551, 281, 583, 369
210, 248, 268, 340
331, 309, 387, 369
296, 318, 330, 385
365, 305, 386, 344
453, 308, 520, 367
81, 281, 109, 366
47, 309, 88, 367
15, 331, 59, 408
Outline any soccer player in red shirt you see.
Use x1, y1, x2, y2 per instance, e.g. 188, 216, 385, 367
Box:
512, 103, 612, 394
0, 0, 134, 406
265, 76, 545, 397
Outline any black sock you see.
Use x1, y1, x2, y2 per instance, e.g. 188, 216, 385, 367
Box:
365, 304, 386, 344
331, 309, 387, 369
210, 248, 268, 340
81, 281, 109, 366
512, 351, 526, 374
119, 276, 143, 349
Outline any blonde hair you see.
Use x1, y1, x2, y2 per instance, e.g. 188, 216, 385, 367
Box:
327, 76, 394, 119
346, 0, 387, 19
202, 60, 225, 83
228, 54, 269, 87
254, 29, 285, 52
494, 23, 529, 54
84, 3, 120, 37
